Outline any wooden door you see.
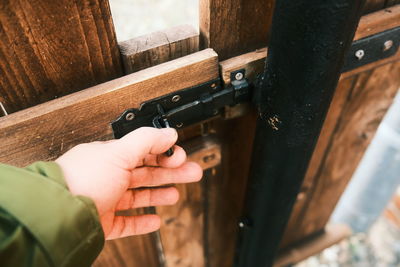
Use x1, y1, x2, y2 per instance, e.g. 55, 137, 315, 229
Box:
0, 1, 399, 266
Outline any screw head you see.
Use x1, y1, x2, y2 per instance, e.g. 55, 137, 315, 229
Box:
176, 122, 183, 128
235, 72, 244, 81
238, 222, 245, 228
213, 109, 219, 115
125, 112, 135, 121
211, 83, 217, 89
171, 95, 181, 102
383, 40, 393, 51
355, 49, 365, 60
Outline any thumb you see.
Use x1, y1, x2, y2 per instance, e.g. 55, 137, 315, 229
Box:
112, 127, 178, 167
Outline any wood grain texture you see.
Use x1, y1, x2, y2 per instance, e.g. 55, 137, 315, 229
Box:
202, 57, 262, 267
280, 60, 400, 249
199, 0, 274, 60
199, 1, 274, 265
355, 4, 400, 40
0, 0, 122, 114
120, 25, 199, 73
157, 137, 221, 267
94, 236, 160, 267
95, 24, 202, 267
0, 49, 218, 167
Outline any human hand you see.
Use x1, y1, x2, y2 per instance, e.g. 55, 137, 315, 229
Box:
56, 127, 202, 240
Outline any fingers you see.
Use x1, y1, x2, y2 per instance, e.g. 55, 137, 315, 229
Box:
130, 161, 203, 188
140, 145, 187, 168
116, 187, 179, 210
106, 214, 160, 239
112, 127, 178, 169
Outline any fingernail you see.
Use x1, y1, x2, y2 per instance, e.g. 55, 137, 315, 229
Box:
160, 128, 177, 138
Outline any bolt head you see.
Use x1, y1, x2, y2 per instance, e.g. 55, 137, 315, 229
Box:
235, 72, 244, 81
125, 112, 135, 121
176, 122, 183, 128
172, 95, 181, 103
355, 49, 365, 60
383, 40, 393, 51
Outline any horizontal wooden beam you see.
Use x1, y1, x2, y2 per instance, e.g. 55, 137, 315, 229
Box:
355, 4, 400, 40
273, 224, 351, 267
1, 6, 398, 167
0, 49, 218, 167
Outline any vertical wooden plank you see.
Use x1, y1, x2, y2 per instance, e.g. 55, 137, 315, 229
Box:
157, 138, 222, 267
119, 25, 199, 73
199, 0, 274, 266
199, 0, 274, 60
95, 26, 202, 267
280, 60, 400, 249
0, 0, 122, 113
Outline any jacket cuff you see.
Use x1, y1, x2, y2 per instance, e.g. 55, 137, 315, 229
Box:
0, 162, 104, 267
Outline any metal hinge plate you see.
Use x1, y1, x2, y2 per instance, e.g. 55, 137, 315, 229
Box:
342, 26, 400, 72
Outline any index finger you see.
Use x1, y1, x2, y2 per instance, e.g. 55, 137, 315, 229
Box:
112, 127, 178, 168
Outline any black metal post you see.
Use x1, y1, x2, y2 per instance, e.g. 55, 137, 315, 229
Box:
234, 1, 366, 267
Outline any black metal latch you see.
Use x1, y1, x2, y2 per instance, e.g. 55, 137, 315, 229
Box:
111, 69, 252, 138
111, 26, 400, 138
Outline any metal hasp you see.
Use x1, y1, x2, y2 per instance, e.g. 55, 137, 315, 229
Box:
233, 1, 367, 267
111, 70, 251, 139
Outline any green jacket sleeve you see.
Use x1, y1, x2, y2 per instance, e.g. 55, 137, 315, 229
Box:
0, 162, 105, 267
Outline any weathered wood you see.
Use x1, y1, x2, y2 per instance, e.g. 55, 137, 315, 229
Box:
0, 49, 218, 167
199, 0, 274, 60
355, 5, 400, 40
157, 137, 221, 267
0, 0, 122, 114
219, 4, 400, 80
204, 7, 400, 261
280, 6, 400, 247
199, 1, 274, 266
94, 235, 160, 267
280, 61, 400, 248
274, 224, 352, 267
96, 26, 201, 267
119, 25, 199, 73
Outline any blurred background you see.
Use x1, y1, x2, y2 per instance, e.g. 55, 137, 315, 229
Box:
109, 1, 400, 266
109, 0, 198, 42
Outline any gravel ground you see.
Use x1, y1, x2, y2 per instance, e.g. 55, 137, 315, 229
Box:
109, 0, 199, 42
297, 193, 400, 267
